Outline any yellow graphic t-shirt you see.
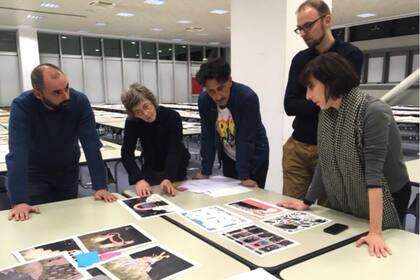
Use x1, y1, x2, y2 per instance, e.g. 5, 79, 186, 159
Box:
216, 106, 236, 160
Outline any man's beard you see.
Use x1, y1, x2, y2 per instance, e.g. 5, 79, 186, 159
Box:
305, 23, 326, 48
41, 95, 70, 110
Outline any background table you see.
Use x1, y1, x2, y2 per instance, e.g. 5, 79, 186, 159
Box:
279, 229, 420, 280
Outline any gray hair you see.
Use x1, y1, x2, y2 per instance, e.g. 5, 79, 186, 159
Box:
121, 83, 158, 119
31, 63, 64, 90
296, 0, 331, 15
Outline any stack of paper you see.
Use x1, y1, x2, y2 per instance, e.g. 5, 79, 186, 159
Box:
179, 176, 251, 197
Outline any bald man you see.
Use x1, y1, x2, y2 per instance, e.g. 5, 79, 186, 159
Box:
6, 63, 117, 221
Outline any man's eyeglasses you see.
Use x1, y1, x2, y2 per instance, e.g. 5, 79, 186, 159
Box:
294, 15, 325, 34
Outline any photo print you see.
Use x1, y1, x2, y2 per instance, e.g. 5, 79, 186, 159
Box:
0, 254, 87, 280
86, 266, 112, 280
226, 198, 286, 218
221, 225, 298, 256
118, 194, 183, 219
263, 211, 330, 233
102, 245, 197, 280
13, 238, 84, 263
180, 205, 251, 232
77, 224, 155, 255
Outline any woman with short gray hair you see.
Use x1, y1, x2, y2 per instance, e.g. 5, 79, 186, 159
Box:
121, 83, 190, 196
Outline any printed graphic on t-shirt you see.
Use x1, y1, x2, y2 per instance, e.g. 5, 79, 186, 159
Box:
216, 107, 236, 160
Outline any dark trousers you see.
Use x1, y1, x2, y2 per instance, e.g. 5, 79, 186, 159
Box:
392, 182, 412, 224
28, 167, 79, 205
221, 151, 269, 188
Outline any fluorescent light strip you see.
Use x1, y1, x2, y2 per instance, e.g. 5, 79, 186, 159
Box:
210, 9, 228, 15
116, 12, 134, 17
26, 14, 44, 20
177, 19, 192, 24
144, 0, 165, 5
40, 2, 61, 9
357, 13, 376, 18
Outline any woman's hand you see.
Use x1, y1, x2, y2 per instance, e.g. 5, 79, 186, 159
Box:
160, 179, 177, 196
135, 179, 153, 197
356, 232, 392, 257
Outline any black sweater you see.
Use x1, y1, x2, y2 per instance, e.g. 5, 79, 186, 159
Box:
284, 39, 363, 145
121, 106, 190, 185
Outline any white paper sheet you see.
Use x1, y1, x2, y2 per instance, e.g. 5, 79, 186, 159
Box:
179, 176, 251, 197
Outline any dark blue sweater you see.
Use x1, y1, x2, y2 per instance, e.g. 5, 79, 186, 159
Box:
284, 39, 363, 145
198, 81, 269, 180
6, 89, 106, 204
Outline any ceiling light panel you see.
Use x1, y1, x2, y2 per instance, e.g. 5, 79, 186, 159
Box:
210, 9, 228, 15
177, 20, 192, 24
357, 13, 376, 18
144, 0, 165, 5
116, 12, 134, 17
26, 15, 44, 20
40, 2, 61, 9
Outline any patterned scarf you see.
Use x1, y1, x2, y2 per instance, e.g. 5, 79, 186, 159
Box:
318, 87, 400, 229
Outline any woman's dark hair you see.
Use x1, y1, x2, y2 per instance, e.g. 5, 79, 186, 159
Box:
300, 52, 360, 100
195, 58, 231, 86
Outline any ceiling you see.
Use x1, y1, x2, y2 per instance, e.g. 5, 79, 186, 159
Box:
0, 0, 418, 46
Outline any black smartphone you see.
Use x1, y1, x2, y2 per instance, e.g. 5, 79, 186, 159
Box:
323, 223, 348, 235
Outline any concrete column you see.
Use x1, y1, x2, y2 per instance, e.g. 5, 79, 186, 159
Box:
17, 28, 40, 91
231, 0, 331, 192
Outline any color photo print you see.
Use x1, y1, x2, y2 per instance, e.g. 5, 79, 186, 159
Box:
101, 245, 198, 280
0, 254, 88, 280
77, 224, 155, 256
118, 194, 183, 219
13, 237, 85, 263
262, 211, 331, 234
221, 225, 298, 256
226, 198, 287, 218
86, 266, 112, 280
180, 205, 251, 232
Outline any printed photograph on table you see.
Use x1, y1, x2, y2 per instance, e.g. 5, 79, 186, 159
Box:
13, 237, 85, 262
180, 205, 251, 232
0, 254, 88, 280
221, 225, 299, 256
77, 224, 155, 255
118, 194, 183, 219
86, 266, 112, 280
226, 198, 287, 218
102, 244, 198, 280
262, 211, 330, 233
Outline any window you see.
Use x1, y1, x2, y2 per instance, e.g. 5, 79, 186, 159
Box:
61, 35, 81, 55
83, 37, 102, 56
388, 53, 406, 82
367, 55, 384, 83
158, 43, 172, 60
412, 53, 419, 73
205, 47, 218, 60
38, 33, 59, 54
175, 44, 187, 61
104, 39, 121, 57
0, 30, 17, 52
142, 41, 156, 59
123, 40, 139, 58
190, 45, 203, 62
332, 28, 345, 41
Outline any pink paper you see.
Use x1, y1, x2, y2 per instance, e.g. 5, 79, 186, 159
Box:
100, 251, 121, 261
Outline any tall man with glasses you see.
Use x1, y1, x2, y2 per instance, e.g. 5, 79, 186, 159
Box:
6, 63, 117, 221
193, 58, 270, 188
282, 0, 363, 201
